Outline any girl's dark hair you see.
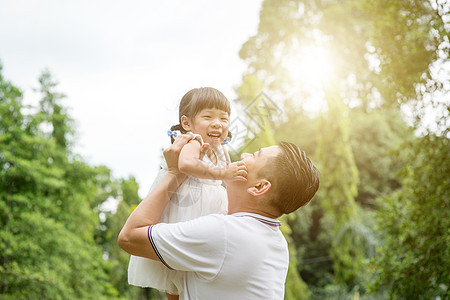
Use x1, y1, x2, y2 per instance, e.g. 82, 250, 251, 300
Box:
170, 87, 232, 143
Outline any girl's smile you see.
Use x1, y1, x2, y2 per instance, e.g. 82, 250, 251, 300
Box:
182, 108, 229, 148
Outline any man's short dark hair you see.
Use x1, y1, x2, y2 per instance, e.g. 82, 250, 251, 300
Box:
261, 141, 319, 215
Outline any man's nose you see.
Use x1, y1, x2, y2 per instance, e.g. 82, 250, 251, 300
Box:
241, 153, 251, 160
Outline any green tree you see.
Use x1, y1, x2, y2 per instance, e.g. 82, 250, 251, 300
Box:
281, 215, 311, 300
0, 67, 119, 299
100, 177, 165, 299
36, 70, 73, 151
349, 108, 414, 207
271, 104, 408, 294
315, 94, 366, 289
239, 0, 447, 112
371, 134, 449, 299
237, 0, 448, 296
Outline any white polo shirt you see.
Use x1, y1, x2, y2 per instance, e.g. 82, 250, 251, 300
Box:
148, 212, 289, 300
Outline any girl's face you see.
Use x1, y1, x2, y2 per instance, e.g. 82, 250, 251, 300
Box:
182, 108, 230, 148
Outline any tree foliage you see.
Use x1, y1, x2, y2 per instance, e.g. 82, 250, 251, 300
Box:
236, 0, 448, 298
0, 67, 119, 299
349, 108, 413, 206
99, 177, 165, 299
371, 134, 449, 299
281, 215, 311, 300
239, 0, 448, 113
315, 95, 366, 288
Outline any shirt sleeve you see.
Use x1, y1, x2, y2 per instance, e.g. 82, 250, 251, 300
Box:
149, 214, 227, 280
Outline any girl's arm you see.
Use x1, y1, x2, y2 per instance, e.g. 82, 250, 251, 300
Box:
178, 141, 247, 182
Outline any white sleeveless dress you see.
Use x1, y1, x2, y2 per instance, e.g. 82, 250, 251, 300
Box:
127, 145, 228, 295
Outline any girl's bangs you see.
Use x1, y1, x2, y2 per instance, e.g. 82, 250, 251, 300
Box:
191, 88, 230, 117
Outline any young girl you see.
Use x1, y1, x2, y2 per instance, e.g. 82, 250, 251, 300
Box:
127, 87, 247, 299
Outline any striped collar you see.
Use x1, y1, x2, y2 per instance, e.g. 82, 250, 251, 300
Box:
232, 212, 282, 227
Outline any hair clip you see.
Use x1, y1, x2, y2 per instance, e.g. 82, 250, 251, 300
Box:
222, 136, 231, 145
167, 130, 178, 138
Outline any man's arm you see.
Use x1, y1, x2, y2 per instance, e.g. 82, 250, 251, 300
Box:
117, 172, 185, 259
117, 134, 198, 259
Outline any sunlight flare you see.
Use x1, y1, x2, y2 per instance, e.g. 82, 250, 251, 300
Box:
283, 43, 335, 87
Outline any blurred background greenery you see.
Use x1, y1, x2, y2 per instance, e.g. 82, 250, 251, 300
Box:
1, 0, 448, 299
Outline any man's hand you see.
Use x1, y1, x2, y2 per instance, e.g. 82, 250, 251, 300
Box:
199, 142, 211, 161
163, 134, 194, 177
164, 134, 212, 175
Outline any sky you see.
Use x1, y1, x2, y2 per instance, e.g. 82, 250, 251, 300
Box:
0, 0, 263, 197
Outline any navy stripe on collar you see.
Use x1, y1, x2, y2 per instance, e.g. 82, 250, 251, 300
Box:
232, 212, 281, 227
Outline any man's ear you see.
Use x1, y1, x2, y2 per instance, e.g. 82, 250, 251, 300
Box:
180, 115, 191, 131
247, 179, 272, 196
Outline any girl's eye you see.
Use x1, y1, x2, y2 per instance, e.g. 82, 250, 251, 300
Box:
221, 118, 229, 122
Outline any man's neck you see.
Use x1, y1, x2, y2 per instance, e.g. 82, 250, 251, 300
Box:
227, 193, 280, 219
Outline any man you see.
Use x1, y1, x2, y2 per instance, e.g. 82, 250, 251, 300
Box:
118, 135, 319, 299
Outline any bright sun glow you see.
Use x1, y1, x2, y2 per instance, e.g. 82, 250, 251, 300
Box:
281, 42, 336, 113
283, 44, 335, 87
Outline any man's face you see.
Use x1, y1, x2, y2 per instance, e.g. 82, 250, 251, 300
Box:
240, 146, 281, 184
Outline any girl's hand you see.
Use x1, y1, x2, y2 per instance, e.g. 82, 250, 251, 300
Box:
223, 161, 247, 182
